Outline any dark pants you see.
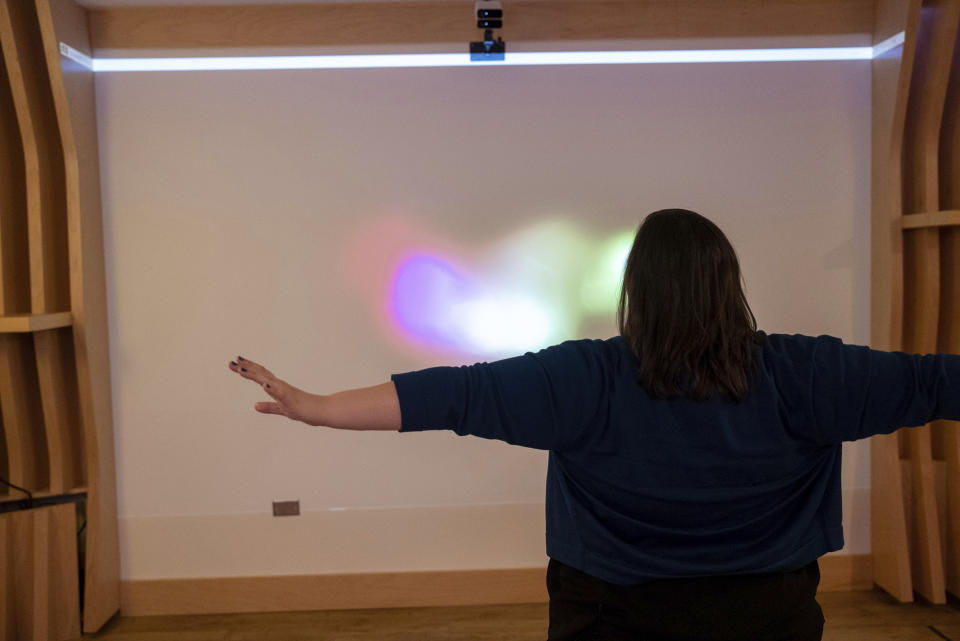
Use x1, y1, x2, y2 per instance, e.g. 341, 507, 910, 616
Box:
546, 557, 825, 641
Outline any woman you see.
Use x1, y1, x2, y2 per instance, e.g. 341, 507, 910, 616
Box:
229, 209, 960, 640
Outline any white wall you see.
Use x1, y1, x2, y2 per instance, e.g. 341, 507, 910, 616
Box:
95, 52, 872, 580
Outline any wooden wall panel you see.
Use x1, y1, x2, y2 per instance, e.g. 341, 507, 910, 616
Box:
0, 0, 68, 314
941, 6, 960, 209
0, 505, 81, 641
0, 334, 47, 493
0, 31, 27, 317
876, 0, 914, 43
35, 0, 120, 631
0, 514, 10, 641
0, 0, 27, 506
941, 241, 960, 596
940, 0, 960, 599
7, 508, 34, 641
87, 0, 875, 52
34, 328, 84, 493
900, 226, 946, 603
871, 0, 923, 603
32, 504, 81, 641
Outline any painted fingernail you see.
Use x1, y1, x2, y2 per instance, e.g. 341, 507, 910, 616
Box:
231, 361, 237, 366
266, 384, 271, 388
238, 356, 244, 361
241, 367, 247, 372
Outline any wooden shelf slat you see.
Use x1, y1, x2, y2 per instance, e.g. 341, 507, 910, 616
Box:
901, 209, 960, 228
0, 312, 71, 333
0, 486, 87, 503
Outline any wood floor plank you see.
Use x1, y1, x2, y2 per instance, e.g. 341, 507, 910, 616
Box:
823, 627, 950, 641
821, 589, 960, 627
80, 590, 960, 641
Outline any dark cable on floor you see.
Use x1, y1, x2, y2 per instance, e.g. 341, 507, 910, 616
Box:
930, 625, 953, 641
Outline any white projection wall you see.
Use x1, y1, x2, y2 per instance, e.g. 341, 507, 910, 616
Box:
95, 58, 871, 579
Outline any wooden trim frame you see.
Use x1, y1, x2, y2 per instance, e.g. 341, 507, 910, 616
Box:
870, 0, 920, 604
118, 554, 874, 617
34, 0, 121, 632
86, 0, 875, 52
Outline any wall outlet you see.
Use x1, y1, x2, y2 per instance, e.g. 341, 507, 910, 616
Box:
272, 500, 300, 516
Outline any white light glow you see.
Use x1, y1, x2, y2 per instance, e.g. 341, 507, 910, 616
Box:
77, 34, 905, 72
872, 31, 906, 58
450, 295, 553, 354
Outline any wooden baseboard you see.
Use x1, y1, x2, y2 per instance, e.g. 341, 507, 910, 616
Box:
119, 554, 873, 616
819, 553, 874, 592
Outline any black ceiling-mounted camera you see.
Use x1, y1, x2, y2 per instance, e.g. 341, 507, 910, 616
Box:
470, 0, 506, 61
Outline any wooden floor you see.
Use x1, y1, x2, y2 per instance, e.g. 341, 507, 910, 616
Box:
83, 589, 960, 640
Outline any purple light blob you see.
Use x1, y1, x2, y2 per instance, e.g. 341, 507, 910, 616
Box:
389, 254, 475, 349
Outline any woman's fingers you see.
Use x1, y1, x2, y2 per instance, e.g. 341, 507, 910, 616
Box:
241, 357, 274, 380
229, 357, 276, 388
230, 357, 317, 424
230, 357, 287, 407
255, 401, 283, 415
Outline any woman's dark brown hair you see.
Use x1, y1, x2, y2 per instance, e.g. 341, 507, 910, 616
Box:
617, 209, 766, 402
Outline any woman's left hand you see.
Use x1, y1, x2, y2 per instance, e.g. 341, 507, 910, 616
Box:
229, 357, 325, 426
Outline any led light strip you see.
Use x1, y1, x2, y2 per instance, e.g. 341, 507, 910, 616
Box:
60, 31, 906, 72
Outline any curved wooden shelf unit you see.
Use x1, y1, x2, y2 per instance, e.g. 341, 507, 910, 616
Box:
871, 0, 960, 606
0, 0, 118, 638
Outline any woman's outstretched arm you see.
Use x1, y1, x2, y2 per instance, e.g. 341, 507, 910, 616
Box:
228, 356, 401, 431
321, 382, 401, 431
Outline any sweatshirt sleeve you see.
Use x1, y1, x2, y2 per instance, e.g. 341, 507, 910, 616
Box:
811, 335, 960, 444
389, 339, 609, 451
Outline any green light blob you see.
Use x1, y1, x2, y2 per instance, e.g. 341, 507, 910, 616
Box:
579, 230, 634, 315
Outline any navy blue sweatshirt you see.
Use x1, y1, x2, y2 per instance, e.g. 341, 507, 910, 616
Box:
390, 332, 960, 586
